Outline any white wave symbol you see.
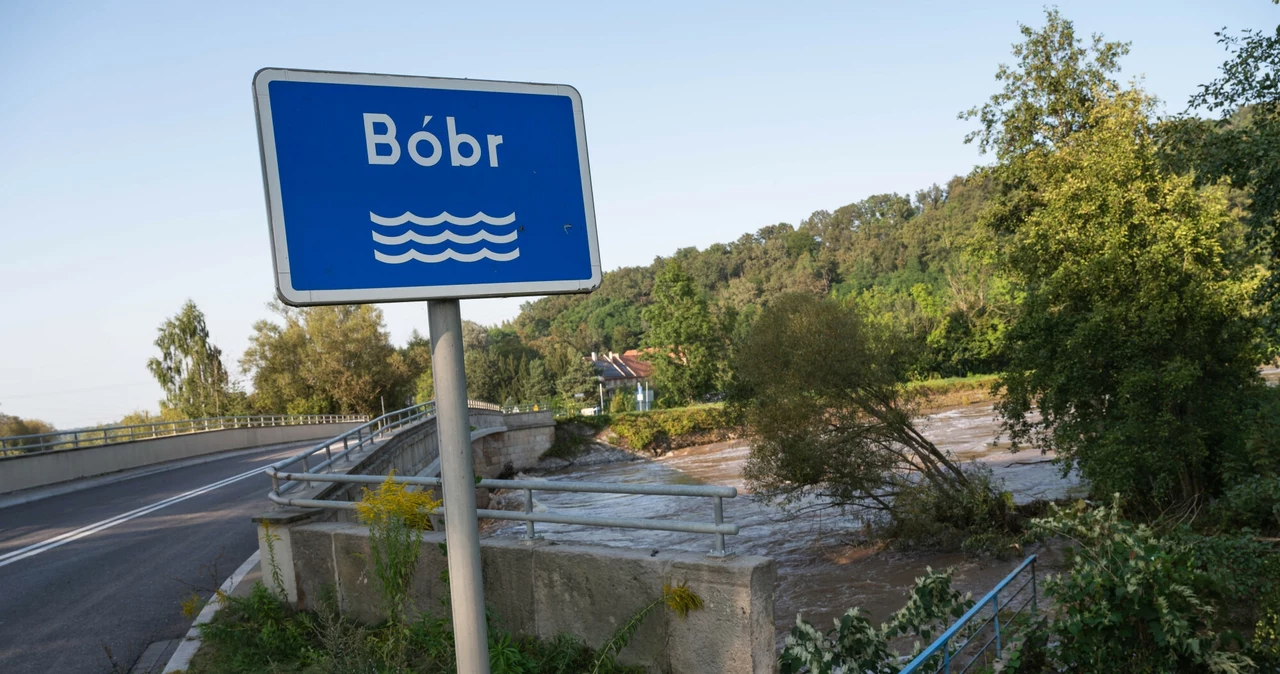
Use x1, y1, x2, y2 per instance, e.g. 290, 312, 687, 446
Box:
370, 211, 516, 227
375, 248, 521, 264
372, 230, 518, 246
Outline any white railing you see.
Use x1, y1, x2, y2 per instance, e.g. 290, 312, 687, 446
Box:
263, 402, 740, 556
0, 413, 368, 455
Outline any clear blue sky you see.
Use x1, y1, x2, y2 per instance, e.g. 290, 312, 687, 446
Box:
2, 1, 1275, 428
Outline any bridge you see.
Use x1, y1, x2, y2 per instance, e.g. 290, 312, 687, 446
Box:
0, 403, 556, 674
0, 403, 774, 674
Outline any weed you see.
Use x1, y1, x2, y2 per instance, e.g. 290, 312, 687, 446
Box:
354, 473, 441, 624
181, 590, 204, 619
261, 521, 288, 599
590, 580, 704, 673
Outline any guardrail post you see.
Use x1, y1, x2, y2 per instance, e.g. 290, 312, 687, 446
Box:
521, 488, 540, 541
300, 456, 312, 488
72, 431, 80, 449
342, 435, 350, 462
709, 495, 727, 557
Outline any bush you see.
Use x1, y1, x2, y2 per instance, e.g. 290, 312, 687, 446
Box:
882, 466, 1022, 556
1017, 498, 1259, 673
1214, 476, 1280, 534
609, 405, 739, 454
780, 568, 973, 674
542, 419, 610, 461
195, 582, 317, 673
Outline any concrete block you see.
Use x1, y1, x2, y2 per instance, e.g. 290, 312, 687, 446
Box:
288, 523, 339, 611
531, 543, 670, 672
480, 537, 537, 635
406, 531, 450, 620
286, 524, 777, 673
330, 523, 383, 624
667, 554, 777, 674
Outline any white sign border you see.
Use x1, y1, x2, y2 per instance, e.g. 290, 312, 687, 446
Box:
252, 67, 603, 306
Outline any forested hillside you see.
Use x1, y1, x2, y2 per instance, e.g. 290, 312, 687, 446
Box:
511, 175, 1004, 382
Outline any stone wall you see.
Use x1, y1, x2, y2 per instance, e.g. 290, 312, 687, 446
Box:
473, 411, 555, 478
279, 522, 776, 674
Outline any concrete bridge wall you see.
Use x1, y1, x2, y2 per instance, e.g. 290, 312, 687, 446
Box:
0, 422, 363, 496
279, 522, 776, 674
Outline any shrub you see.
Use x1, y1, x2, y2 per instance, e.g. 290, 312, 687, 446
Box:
609, 405, 739, 453
1023, 498, 1257, 673
779, 568, 973, 674
1214, 475, 1280, 534
883, 465, 1020, 555
196, 582, 316, 673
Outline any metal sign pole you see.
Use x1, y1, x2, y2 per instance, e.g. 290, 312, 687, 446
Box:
427, 298, 491, 674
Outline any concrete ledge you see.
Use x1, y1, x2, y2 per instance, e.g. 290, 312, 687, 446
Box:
279, 522, 776, 673
0, 422, 361, 495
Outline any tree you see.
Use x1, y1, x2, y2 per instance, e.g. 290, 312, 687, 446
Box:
1162, 16, 1280, 342
147, 300, 241, 418
973, 15, 1267, 508
241, 302, 407, 416
732, 293, 974, 513
961, 8, 1129, 161
520, 358, 554, 403
0, 408, 55, 450
641, 261, 724, 406
550, 345, 597, 410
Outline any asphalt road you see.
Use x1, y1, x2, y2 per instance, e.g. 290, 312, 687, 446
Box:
0, 441, 312, 674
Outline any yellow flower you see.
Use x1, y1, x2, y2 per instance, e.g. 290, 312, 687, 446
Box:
354, 471, 441, 531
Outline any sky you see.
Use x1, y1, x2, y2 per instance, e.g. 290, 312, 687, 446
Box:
1, 0, 1276, 428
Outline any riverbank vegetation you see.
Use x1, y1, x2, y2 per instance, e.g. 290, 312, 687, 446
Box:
759, 8, 1280, 672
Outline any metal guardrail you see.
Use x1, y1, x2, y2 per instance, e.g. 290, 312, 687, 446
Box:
0, 413, 368, 455
267, 402, 438, 493
899, 555, 1040, 674
264, 403, 741, 556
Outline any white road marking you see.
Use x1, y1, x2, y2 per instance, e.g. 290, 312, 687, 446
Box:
0, 465, 266, 568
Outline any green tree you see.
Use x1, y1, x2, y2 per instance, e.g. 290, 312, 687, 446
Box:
521, 358, 554, 403
551, 346, 597, 410
642, 261, 724, 406
974, 15, 1266, 508
0, 408, 55, 449
241, 302, 407, 416
961, 8, 1129, 160
732, 293, 974, 512
147, 300, 241, 418
394, 330, 432, 407
1162, 16, 1280, 343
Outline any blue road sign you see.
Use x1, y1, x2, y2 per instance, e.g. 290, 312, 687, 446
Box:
252, 69, 601, 305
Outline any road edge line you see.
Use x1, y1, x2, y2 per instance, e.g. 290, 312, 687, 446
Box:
162, 550, 261, 673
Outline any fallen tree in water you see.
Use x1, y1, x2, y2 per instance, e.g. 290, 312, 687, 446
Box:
730, 293, 1009, 539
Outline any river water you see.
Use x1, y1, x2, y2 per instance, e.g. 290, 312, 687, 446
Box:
485, 369, 1280, 638
486, 370, 1280, 641
484, 399, 1098, 641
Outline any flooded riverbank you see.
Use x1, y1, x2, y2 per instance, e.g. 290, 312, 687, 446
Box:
486, 400, 1079, 642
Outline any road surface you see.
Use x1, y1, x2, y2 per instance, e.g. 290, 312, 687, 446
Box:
0, 441, 310, 673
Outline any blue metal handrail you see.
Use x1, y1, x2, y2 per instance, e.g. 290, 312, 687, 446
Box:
899, 554, 1039, 674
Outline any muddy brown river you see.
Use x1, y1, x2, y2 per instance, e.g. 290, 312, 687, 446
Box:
488, 369, 1280, 640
